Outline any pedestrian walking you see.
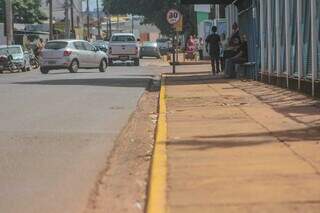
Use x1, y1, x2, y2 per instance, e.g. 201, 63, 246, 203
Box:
206, 26, 221, 75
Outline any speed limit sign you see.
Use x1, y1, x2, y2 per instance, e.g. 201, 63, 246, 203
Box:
166, 9, 181, 25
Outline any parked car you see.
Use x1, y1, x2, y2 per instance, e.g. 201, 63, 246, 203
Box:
108, 33, 140, 66
39, 40, 108, 74
140, 42, 161, 59
0, 45, 31, 72
91, 40, 109, 53
156, 38, 172, 55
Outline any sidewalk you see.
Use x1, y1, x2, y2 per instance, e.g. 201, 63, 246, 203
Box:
158, 65, 320, 212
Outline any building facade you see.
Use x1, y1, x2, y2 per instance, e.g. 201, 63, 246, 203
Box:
222, 0, 320, 97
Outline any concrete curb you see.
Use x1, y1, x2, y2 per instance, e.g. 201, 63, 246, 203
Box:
146, 74, 168, 213
169, 61, 211, 66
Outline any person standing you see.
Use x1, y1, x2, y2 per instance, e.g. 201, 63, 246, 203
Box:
206, 26, 221, 75
35, 38, 45, 60
198, 37, 204, 60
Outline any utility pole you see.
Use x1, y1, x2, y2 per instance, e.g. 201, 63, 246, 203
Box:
5, 0, 13, 45
131, 15, 134, 34
96, 0, 101, 38
70, 0, 74, 38
49, 0, 53, 40
64, 0, 70, 39
87, 0, 90, 40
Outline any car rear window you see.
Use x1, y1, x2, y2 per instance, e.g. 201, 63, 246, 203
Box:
143, 42, 157, 47
111, 35, 136, 42
45, 42, 68, 50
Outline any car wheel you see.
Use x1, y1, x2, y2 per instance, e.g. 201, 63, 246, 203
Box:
140, 56, 143, 59
134, 59, 140, 66
99, 59, 107, 72
40, 67, 49, 74
69, 60, 79, 73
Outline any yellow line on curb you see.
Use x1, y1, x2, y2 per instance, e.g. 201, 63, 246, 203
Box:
147, 74, 167, 213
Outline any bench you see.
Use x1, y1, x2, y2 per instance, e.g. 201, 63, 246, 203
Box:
235, 62, 256, 79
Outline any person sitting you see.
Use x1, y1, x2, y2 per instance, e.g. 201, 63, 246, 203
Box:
185, 35, 197, 61
225, 34, 248, 78
223, 22, 241, 59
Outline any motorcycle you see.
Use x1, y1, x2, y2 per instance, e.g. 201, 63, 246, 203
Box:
0, 54, 16, 72
29, 51, 40, 69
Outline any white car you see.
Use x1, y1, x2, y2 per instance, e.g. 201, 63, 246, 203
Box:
40, 40, 108, 74
0, 45, 31, 72
108, 33, 140, 66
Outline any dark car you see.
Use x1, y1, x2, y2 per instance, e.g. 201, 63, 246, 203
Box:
140, 42, 161, 59
91, 40, 109, 53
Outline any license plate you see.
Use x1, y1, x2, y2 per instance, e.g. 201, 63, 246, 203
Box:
120, 56, 129, 60
48, 60, 56, 65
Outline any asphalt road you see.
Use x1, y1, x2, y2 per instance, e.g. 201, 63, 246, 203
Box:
0, 59, 166, 213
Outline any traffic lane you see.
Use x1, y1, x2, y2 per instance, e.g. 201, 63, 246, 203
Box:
0, 62, 163, 213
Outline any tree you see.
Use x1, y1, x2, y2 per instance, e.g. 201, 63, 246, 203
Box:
103, 0, 197, 35
0, 0, 47, 24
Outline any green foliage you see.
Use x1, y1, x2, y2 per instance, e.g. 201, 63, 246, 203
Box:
0, 0, 47, 24
103, 0, 196, 35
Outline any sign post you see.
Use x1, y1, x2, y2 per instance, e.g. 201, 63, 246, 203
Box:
167, 9, 181, 74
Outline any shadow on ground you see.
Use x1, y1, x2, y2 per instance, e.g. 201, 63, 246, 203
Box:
14, 77, 160, 92
167, 126, 320, 151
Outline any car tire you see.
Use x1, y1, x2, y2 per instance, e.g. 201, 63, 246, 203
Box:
134, 59, 140, 66
40, 67, 49, 74
140, 56, 143, 59
69, 59, 79, 73
99, 59, 107, 72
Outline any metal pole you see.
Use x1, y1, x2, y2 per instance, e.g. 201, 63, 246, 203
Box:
131, 15, 134, 33
5, 0, 13, 45
96, 0, 101, 38
311, 0, 317, 96
297, 0, 303, 90
70, 0, 74, 38
259, 0, 265, 81
285, 0, 290, 89
267, 0, 272, 84
49, 0, 53, 40
172, 33, 176, 74
64, 0, 70, 39
87, 0, 90, 40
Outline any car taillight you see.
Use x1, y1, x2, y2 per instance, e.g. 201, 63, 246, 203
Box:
63, 50, 72, 56
109, 47, 112, 54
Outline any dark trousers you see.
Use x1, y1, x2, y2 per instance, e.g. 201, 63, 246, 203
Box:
199, 50, 203, 60
225, 56, 247, 78
210, 54, 220, 74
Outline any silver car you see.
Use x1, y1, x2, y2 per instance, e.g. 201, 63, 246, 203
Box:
40, 40, 108, 74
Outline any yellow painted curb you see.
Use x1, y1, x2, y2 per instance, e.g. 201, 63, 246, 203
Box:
146, 74, 167, 213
